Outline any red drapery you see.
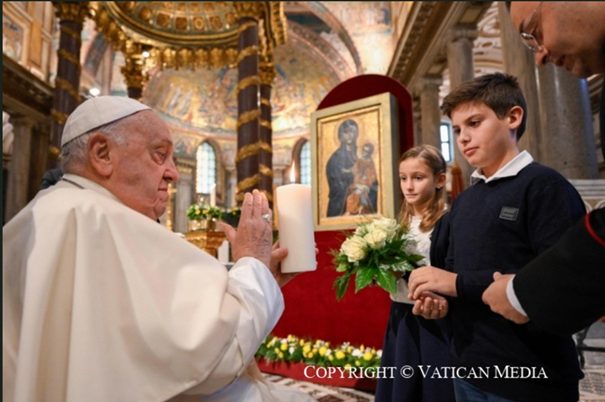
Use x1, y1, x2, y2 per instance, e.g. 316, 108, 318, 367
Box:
272, 230, 392, 348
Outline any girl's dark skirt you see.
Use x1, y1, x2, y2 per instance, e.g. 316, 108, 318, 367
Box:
375, 301, 455, 402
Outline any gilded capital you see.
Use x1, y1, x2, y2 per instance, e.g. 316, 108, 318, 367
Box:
123, 40, 142, 57
121, 55, 147, 89
234, 2, 264, 21
53, 2, 90, 23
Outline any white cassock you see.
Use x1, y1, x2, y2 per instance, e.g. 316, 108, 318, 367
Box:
3, 174, 314, 402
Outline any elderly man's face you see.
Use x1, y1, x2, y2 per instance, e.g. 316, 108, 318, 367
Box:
107, 110, 178, 220
510, 2, 605, 77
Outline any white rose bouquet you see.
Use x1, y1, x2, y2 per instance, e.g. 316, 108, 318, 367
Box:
333, 216, 424, 300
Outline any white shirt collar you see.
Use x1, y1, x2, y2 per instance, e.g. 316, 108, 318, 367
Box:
470, 150, 534, 184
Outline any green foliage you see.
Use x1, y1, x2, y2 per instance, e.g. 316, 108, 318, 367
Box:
332, 217, 424, 301
187, 204, 241, 222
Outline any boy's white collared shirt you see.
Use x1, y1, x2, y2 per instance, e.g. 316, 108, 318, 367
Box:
470, 150, 534, 184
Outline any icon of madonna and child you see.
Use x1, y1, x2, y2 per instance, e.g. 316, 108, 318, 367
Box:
326, 119, 379, 217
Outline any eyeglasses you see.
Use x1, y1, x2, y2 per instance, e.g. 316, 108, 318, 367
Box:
519, 2, 544, 53
520, 32, 543, 53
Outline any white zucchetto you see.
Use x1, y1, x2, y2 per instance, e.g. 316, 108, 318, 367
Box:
61, 96, 151, 146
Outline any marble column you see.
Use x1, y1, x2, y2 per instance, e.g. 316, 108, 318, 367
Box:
5, 116, 34, 221
412, 96, 423, 147
50, 2, 88, 167
234, 4, 262, 205
175, 159, 195, 233
3, 111, 14, 223
447, 26, 477, 188
226, 168, 237, 208
419, 75, 443, 150
536, 65, 598, 178
3, 111, 14, 169
498, 2, 542, 160
28, 123, 51, 198
259, 58, 275, 208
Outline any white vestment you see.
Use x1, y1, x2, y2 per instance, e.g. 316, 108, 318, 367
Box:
3, 174, 312, 402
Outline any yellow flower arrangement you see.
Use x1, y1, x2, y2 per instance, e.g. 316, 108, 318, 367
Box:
256, 334, 382, 369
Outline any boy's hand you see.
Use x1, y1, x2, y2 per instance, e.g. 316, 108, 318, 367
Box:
482, 272, 529, 324
408, 265, 458, 300
412, 291, 449, 319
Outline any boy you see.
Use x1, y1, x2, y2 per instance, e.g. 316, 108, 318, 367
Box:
408, 73, 584, 402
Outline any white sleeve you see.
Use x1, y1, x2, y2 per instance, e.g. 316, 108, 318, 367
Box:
183, 257, 283, 395
507, 276, 528, 317
226, 257, 284, 363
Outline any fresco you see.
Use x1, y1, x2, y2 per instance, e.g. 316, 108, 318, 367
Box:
271, 34, 340, 135
324, 2, 392, 34
322, 2, 394, 73
143, 26, 341, 152
2, 15, 24, 61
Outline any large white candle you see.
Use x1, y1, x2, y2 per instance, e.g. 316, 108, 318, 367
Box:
210, 184, 216, 206
276, 184, 317, 273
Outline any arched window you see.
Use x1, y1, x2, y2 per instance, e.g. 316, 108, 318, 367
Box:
300, 141, 311, 185
196, 142, 216, 194
440, 122, 454, 163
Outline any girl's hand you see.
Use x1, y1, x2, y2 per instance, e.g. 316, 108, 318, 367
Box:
408, 265, 458, 300
412, 291, 449, 319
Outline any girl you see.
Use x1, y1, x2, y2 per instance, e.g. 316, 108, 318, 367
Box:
375, 145, 454, 402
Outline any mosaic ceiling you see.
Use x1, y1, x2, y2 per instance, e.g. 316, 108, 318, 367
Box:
143, 23, 341, 150
76, 2, 505, 148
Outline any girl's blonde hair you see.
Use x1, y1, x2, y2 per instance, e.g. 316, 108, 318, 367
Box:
398, 145, 447, 232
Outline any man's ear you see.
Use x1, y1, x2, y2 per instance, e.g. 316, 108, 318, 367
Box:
88, 133, 113, 177
507, 106, 524, 131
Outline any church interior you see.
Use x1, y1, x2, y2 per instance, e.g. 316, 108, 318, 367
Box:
3, 2, 604, 400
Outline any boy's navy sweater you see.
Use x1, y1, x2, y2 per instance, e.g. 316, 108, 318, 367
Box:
446, 162, 585, 402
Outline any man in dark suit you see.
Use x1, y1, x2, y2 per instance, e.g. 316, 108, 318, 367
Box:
482, 1, 605, 335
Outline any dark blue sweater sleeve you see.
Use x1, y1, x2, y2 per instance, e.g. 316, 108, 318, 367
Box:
525, 178, 585, 255
456, 270, 495, 301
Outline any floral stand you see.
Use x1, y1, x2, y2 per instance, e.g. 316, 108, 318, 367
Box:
185, 219, 226, 257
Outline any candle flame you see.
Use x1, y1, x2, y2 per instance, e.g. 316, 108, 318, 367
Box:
290, 163, 296, 183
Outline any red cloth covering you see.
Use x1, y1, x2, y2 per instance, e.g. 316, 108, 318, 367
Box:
257, 359, 377, 392
272, 230, 391, 349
